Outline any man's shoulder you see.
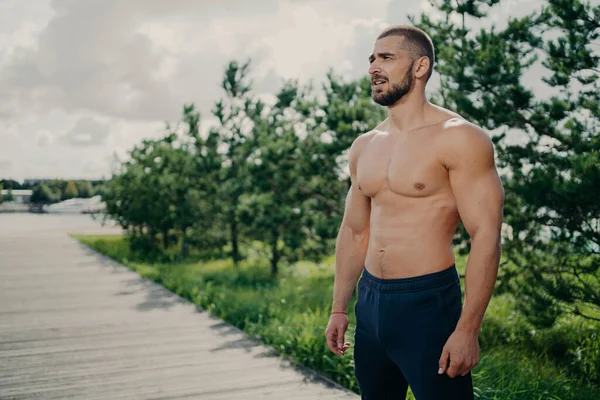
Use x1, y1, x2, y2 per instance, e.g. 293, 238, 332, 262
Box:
440, 118, 493, 149
354, 117, 392, 145
429, 104, 488, 140
350, 129, 378, 153
439, 118, 495, 169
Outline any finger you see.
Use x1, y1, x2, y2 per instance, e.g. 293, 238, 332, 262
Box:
336, 328, 345, 349
446, 360, 462, 378
329, 332, 344, 355
438, 348, 449, 374
460, 361, 475, 376
328, 341, 342, 355
325, 329, 337, 352
327, 339, 337, 353
326, 342, 336, 353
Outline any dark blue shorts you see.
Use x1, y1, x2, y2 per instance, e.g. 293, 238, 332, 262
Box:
353, 265, 474, 400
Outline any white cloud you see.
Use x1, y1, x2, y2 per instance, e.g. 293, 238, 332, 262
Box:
36, 130, 53, 147
258, 3, 357, 79
61, 117, 111, 147
0, 160, 12, 173
0, 0, 547, 181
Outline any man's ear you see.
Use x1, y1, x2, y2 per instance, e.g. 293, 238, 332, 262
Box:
415, 56, 430, 79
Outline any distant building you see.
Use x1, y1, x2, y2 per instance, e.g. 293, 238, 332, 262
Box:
1, 189, 33, 204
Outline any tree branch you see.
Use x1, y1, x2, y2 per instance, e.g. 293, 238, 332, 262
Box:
572, 307, 600, 322
296, 185, 342, 214
572, 266, 600, 306
485, 85, 569, 146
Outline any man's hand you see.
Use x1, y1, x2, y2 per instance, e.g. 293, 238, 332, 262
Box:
438, 329, 480, 378
325, 314, 351, 356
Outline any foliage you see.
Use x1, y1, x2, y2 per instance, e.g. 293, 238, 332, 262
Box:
30, 184, 58, 204
416, 0, 600, 326
93, 1, 598, 373
183, 104, 229, 257
291, 72, 387, 256
239, 80, 309, 274
63, 180, 79, 199
77, 234, 600, 398
76, 181, 95, 198
102, 130, 194, 251
0, 179, 21, 190
99, 61, 383, 274
211, 60, 261, 267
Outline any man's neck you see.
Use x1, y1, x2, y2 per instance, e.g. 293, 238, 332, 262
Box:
385, 91, 430, 133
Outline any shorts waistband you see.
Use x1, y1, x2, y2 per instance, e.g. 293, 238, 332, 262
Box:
360, 265, 459, 293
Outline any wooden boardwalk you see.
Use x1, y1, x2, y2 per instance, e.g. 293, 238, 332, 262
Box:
0, 228, 358, 399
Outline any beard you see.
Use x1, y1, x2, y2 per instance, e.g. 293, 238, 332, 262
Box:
372, 63, 414, 107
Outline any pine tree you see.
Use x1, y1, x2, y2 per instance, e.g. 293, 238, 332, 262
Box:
212, 60, 263, 267
417, 0, 600, 326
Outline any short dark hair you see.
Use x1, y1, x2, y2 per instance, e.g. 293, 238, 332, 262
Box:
377, 25, 435, 81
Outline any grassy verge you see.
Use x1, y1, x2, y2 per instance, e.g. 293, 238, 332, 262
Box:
74, 234, 600, 400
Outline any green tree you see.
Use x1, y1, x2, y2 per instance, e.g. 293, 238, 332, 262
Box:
0, 179, 21, 190
43, 180, 65, 201
293, 72, 386, 257
103, 133, 192, 251
239, 81, 309, 275
417, 0, 600, 325
92, 182, 106, 198
212, 60, 263, 266
30, 184, 57, 205
185, 104, 229, 257
102, 105, 225, 258
76, 181, 95, 198
64, 180, 79, 199
235, 71, 386, 274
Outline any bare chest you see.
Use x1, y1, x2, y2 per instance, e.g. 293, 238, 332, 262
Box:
356, 133, 448, 198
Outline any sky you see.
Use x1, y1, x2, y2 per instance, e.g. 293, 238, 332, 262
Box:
0, 0, 545, 181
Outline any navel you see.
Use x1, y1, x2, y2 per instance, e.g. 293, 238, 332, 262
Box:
414, 182, 425, 190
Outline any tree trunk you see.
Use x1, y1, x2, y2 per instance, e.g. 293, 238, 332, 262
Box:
181, 227, 189, 258
162, 229, 169, 249
230, 213, 240, 267
270, 229, 279, 276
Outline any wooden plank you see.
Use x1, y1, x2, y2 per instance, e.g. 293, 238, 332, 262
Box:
0, 228, 358, 399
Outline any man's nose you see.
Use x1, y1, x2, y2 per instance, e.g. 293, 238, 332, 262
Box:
369, 62, 381, 76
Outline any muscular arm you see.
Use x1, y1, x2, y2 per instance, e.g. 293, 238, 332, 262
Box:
446, 124, 504, 334
331, 135, 371, 313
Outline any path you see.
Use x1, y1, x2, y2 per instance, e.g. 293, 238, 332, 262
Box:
0, 224, 358, 399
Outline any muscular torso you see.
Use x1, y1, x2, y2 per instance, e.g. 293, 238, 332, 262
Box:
357, 118, 460, 279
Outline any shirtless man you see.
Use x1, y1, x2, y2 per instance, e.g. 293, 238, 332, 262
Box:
325, 26, 504, 399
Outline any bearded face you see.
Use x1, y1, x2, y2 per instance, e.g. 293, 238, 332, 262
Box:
371, 60, 414, 106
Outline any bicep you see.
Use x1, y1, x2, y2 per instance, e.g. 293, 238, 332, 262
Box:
448, 133, 504, 237
341, 136, 371, 234
341, 182, 371, 234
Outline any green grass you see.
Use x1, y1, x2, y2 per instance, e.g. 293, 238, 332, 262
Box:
74, 234, 600, 400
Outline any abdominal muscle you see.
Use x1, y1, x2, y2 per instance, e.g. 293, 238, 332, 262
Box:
364, 191, 460, 279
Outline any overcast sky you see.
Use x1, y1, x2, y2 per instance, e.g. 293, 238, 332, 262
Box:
0, 0, 543, 181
